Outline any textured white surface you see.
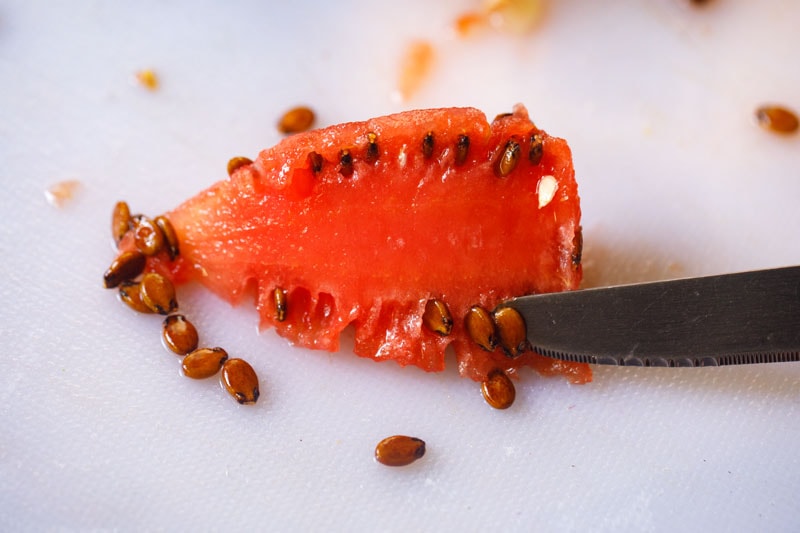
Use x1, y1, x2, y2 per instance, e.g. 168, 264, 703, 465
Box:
2, 1, 800, 530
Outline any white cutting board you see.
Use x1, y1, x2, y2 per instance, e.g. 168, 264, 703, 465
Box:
2, 1, 799, 530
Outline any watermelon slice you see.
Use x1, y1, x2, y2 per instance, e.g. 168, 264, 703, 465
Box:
138, 104, 590, 384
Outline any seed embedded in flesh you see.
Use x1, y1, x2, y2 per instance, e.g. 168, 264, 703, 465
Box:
755, 105, 799, 134
464, 305, 497, 352
221, 358, 260, 404
163, 314, 199, 355
421, 299, 453, 336
365, 132, 380, 163
111, 201, 132, 246
481, 368, 516, 409
154, 215, 179, 260
273, 287, 287, 322
277, 105, 316, 134
374, 435, 426, 467
103, 251, 146, 289
422, 131, 435, 158
308, 151, 324, 174
139, 272, 178, 314
133, 215, 165, 256
495, 139, 521, 177
571, 226, 583, 267
118, 281, 154, 314
339, 149, 354, 177
182, 347, 229, 379
227, 156, 253, 177
493, 306, 530, 358
529, 133, 544, 165
455, 134, 470, 166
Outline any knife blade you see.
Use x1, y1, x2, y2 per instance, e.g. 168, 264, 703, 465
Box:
504, 266, 800, 367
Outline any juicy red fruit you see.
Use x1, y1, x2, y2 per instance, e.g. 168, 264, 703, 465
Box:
147, 104, 591, 384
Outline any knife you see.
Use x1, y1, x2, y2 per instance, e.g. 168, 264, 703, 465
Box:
504, 266, 800, 367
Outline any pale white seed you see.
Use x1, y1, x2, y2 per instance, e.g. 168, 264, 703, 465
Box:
537, 175, 558, 208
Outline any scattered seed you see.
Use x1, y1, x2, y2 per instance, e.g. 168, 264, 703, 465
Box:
221, 358, 260, 404
495, 139, 521, 177
154, 215, 179, 260
421, 299, 453, 336
273, 287, 287, 322
44, 179, 81, 208
493, 306, 529, 358
278, 106, 316, 134
103, 251, 146, 289
339, 149, 354, 177
139, 272, 177, 314
455, 134, 470, 166
118, 281, 154, 313
182, 347, 229, 379
422, 131, 435, 158
464, 305, 497, 351
163, 314, 199, 355
481, 368, 516, 409
308, 151, 324, 174
755, 105, 799, 134
111, 201, 132, 246
136, 69, 159, 90
133, 215, 165, 256
571, 226, 583, 267
375, 435, 426, 467
365, 132, 380, 163
227, 156, 253, 177
529, 133, 544, 165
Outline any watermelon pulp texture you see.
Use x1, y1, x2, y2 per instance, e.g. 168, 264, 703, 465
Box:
152, 105, 590, 383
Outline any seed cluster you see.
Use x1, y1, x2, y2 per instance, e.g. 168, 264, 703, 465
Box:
419, 296, 532, 410
103, 201, 260, 405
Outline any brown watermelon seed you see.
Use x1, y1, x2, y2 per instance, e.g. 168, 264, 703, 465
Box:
277, 105, 316, 134
755, 105, 799, 134
133, 215, 164, 256
227, 156, 253, 177
481, 368, 516, 410
455, 134, 470, 166
273, 287, 287, 322
492, 112, 513, 122
339, 149, 354, 177
465, 305, 497, 352
421, 299, 453, 336
139, 272, 177, 315
365, 132, 380, 163
103, 251, 146, 289
118, 281, 154, 314
571, 226, 583, 267
495, 139, 521, 178
493, 306, 530, 358
162, 314, 199, 356
422, 131, 435, 158
154, 215, 179, 260
111, 201, 132, 246
182, 347, 229, 379
529, 133, 544, 165
375, 435, 426, 467
308, 151, 324, 174
221, 358, 260, 404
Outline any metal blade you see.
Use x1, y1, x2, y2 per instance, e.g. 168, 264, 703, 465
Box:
505, 266, 800, 367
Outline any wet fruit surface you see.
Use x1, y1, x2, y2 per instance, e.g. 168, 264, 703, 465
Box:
134, 105, 591, 384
